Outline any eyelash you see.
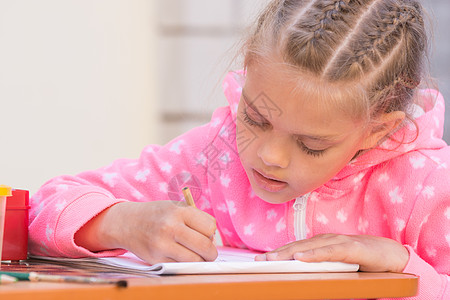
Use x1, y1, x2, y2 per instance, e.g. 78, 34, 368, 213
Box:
242, 108, 270, 129
242, 109, 326, 158
296, 141, 326, 157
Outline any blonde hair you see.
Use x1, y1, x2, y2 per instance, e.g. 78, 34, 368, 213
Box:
243, 0, 429, 126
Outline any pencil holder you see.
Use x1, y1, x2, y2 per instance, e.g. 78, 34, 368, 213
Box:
0, 185, 12, 263
2, 189, 29, 261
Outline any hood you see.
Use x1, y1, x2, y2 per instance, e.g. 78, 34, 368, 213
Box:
335, 89, 447, 179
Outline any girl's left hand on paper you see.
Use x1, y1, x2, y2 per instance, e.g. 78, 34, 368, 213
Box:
254, 234, 410, 272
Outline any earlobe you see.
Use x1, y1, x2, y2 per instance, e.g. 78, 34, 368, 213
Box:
362, 111, 406, 149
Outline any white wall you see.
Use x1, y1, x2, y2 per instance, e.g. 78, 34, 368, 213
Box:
156, 0, 271, 144
0, 0, 159, 194
423, 0, 450, 142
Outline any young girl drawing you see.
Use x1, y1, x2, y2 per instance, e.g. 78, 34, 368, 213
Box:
30, 0, 449, 298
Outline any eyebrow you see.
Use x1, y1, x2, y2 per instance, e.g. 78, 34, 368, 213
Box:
241, 89, 343, 144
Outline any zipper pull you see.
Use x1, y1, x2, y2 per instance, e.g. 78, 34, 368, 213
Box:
293, 196, 306, 211
293, 193, 310, 241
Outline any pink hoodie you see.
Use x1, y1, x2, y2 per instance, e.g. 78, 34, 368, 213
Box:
29, 72, 450, 299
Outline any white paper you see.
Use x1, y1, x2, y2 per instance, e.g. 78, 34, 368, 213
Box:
32, 247, 359, 275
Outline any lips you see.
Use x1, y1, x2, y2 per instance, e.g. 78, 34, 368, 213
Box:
252, 169, 288, 193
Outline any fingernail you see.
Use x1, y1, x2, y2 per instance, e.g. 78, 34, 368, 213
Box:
255, 254, 266, 261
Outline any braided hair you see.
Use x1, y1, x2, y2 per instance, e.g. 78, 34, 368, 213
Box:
243, 0, 428, 126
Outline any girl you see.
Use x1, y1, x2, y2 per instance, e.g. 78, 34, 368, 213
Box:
30, 0, 449, 298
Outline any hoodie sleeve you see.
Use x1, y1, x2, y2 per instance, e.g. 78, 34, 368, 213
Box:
29, 107, 231, 258
391, 147, 450, 300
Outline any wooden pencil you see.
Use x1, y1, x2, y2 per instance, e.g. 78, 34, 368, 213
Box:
182, 187, 196, 208
0, 271, 127, 287
0, 274, 18, 284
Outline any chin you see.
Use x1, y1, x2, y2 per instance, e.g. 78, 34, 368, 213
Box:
252, 187, 293, 205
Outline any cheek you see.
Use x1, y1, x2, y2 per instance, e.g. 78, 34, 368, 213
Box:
290, 149, 353, 185
307, 146, 359, 180
235, 118, 261, 158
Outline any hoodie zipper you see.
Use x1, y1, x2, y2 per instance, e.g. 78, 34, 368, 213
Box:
293, 193, 310, 241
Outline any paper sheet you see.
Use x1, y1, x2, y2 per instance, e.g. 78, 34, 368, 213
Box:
32, 247, 359, 275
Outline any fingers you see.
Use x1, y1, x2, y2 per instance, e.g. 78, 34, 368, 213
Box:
292, 242, 357, 263
254, 234, 408, 272
133, 219, 217, 263
181, 206, 218, 261
156, 202, 218, 262
175, 224, 218, 261
120, 201, 218, 264
256, 234, 342, 261
255, 234, 362, 263
184, 206, 217, 239
135, 241, 204, 264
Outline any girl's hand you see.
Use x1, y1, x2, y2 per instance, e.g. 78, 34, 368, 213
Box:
75, 201, 218, 264
255, 234, 410, 272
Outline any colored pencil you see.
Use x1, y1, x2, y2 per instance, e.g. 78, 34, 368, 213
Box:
0, 271, 127, 287
0, 274, 18, 284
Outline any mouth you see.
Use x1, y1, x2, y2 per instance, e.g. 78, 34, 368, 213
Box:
252, 169, 288, 193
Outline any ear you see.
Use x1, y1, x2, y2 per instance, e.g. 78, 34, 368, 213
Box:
361, 111, 406, 150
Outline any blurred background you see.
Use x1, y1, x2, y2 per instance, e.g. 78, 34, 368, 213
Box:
0, 0, 448, 194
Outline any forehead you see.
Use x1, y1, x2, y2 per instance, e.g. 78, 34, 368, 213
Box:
243, 64, 365, 135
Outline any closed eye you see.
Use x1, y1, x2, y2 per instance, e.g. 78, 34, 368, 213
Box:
296, 140, 327, 157
242, 107, 271, 129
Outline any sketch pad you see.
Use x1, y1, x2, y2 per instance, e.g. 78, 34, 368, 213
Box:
32, 247, 359, 276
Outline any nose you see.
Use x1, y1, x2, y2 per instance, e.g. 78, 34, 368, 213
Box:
257, 135, 290, 169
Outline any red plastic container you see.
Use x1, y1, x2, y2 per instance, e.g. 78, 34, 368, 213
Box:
2, 189, 29, 261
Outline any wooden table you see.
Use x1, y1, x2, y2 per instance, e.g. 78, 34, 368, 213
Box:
0, 272, 418, 300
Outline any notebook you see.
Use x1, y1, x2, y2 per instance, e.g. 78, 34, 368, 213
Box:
32, 247, 359, 276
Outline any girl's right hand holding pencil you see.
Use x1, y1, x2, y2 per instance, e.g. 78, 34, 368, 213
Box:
74, 201, 218, 264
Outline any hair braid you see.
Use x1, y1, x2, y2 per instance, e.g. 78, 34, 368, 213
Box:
328, 1, 424, 83
243, 0, 429, 128
283, 0, 369, 73
317, 0, 348, 32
